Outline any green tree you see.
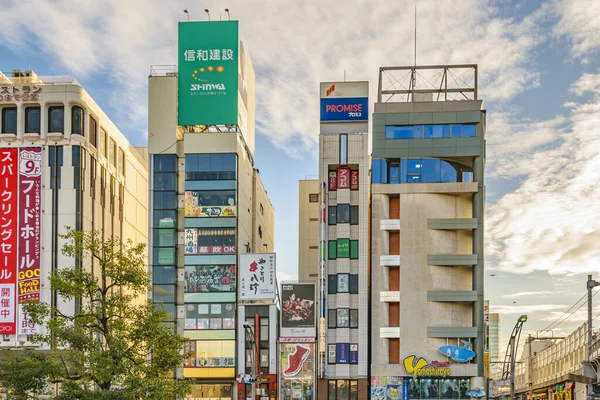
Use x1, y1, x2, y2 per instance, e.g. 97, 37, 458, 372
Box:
0, 228, 189, 400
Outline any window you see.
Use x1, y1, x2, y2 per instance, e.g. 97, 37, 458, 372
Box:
154, 173, 176, 191
328, 240, 337, 260
153, 228, 176, 247
108, 138, 116, 168
98, 128, 107, 157
69, 106, 84, 136
389, 303, 400, 327
389, 338, 400, 363
153, 266, 176, 284
328, 206, 337, 225
328, 344, 336, 364
339, 134, 348, 164
89, 115, 97, 146
328, 275, 337, 294
260, 203, 264, 215
185, 153, 237, 181
328, 309, 336, 328
424, 124, 450, 138
184, 265, 236, 292
337, 309, 349, 327
350, 206, 358, 225
153, 285, 176, 303
350, 309, 359, 328
309, 193, 319, 202
349, 274, 358, 293
153, 192, 177, 209
153, 248, 175, 265
185, 190, 236, 208
24, 107, 40, 134
337, 204, 350, 224
337, 238, 350, 258
118, 147, 125, 176
1, 107, 17, 134
185, 303, 235, 330
389, 162, 400, 184
350, 240, 359, 259
153, 210, 176, 227
385, 126, 414, 139
371, 159, 388, 184
327, 380, 358, 400
258, 225, 262, 238
337, 274, 349, 293
154, 154, 177, 172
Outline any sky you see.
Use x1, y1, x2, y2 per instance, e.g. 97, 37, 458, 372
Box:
1, 0, 599, 354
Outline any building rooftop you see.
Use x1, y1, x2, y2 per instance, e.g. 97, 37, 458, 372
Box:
0, 69, 79, 86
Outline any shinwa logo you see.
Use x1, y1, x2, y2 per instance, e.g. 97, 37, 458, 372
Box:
326, 84, 335, 96
190, 83, 226, 91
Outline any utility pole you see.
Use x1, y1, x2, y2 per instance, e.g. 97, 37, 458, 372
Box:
587, 275, 600, 399
502, 315, 527, 400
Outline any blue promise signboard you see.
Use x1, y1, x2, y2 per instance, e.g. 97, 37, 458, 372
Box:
320, 97, 368, 122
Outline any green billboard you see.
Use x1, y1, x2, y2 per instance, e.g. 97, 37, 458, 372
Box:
178, 21, 239, 126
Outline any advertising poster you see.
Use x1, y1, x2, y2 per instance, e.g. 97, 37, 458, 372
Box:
0, 148, 17, 334
328, 171, 337, 191
337, 238, 349, 258
178, 21, 239, 126
350, 344, 358, 364
336, 343, 349, 364
184, 228, 236, 254
280, 343, 315, 400
337, 167, 350, 189
319, 81, 369, 123
280, 283, 316, 337
238, 253, 276, 301
184, 265, 236, 293
351, 170, 359, 190
184, 191, 236, 218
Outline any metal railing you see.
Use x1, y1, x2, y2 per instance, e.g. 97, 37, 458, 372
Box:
149, 65, 177, 77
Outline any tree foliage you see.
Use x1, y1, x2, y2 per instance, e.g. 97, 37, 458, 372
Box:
0, 228, 189, 399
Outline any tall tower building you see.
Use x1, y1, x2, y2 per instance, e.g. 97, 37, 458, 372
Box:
0, 69, 148, 346
148, 20, 275, 399
369, 65, 486, 398
316, 81, 370, 399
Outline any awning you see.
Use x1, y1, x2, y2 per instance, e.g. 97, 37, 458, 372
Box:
566, 382, 575, 389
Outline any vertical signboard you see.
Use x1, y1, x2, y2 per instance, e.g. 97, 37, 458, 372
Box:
280, 342, 315, 400
0, 148, 18, 334
328, 171, 337, 191
280, 283, 316, 337
238, 253, 276, 301
18, 147, 42, 335
178, 21, 239, 126
350, 170, 359, 190
337, 167, 350, 189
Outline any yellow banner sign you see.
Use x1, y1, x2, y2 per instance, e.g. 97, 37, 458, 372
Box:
403, 355, 451, 379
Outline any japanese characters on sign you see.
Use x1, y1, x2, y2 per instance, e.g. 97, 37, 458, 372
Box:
0, 86, 43, 102
184, 228, 236, 255
0, 148, 18, 334
184, 191, 236, 218
238, 253, 276, 301
351, 170, 359, 190
280, 283, 316, 338
337, 167, 350, 189
18, 148, 41, 304
328, 171, 337, 191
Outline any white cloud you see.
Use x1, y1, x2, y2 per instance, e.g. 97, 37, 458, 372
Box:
570, 73, 600, 96
502, 291, 557, 298
0, 0, 549, 153
552, 0, 600, 60
486, 74, 600, 275
492, 304, 566, 314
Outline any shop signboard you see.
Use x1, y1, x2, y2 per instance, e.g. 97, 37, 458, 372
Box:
238, 253, 276, 301
184, 265, 236, 293
336, 343, 349, 364
280, 343, 315, 400
328, 171, 337, 190
280, 282, 316, 337
351, 170, 359, 190
337, 167, 350, 189
319, 81, 369, 123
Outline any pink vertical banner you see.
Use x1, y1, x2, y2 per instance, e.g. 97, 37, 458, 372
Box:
18, 147, 42, 335
0, 148, 18, 335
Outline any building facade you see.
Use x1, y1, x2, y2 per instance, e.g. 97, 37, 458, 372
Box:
148, 19, 275, 400
317, 81, 370, 399
298, 179, 320, 285
0, 69, 148, 346
369, 65, 486, 399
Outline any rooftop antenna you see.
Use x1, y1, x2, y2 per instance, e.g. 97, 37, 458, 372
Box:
204, 9, 211, 21
224, 8, 231, 20
414, 5, 417, 68
344, 70, 346, 82
412, 4, 417, 101
183, 9, 190, 22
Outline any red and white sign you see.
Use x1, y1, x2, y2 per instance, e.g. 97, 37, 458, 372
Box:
328, 171, 337, 191
18, 147, 41, 304
238, 253, 276, 301
196, 245, 236, 254
337, 167, 350, 189
279, 337, 316, 343
350, 170, 359, 190
0, 148, 18, 334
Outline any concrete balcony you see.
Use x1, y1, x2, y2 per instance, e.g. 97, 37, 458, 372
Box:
427, 326, 478, 338
380, 291, 400, 302
427, 218, 478, 230
380, 219, 400, 230
427, 254, 478, 266
380, 327, 401, 338
380, 255, 400, 266
427, 290, 477, 302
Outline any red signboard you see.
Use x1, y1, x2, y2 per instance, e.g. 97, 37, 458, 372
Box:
337, 167, 350, 189
18, 148, 42, 304
197, 246, 236, 254
328, 171, 337, 191
350, 170, 359, 190
0, 148, 18, 334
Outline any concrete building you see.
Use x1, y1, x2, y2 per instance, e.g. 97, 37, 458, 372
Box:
298, 179, 320, 285
315, 81, 370, 399
148, 20, 275, 399
489, 313, 500, 372
0, 69, 148, 346
369, 65, 486, 398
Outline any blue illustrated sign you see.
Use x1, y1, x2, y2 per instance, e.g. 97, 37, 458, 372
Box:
439, 341, 476, 362
320, 97, 368, 122
336, 343, 349, 364
403, 378, 409, 400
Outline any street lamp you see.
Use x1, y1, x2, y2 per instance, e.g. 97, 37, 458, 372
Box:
224, 8, 231, 20
204, 9, 211, 21
183, 9, 190, 22
501, 315, 527, 400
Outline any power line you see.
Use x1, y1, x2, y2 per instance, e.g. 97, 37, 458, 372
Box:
539, 292, 589, 333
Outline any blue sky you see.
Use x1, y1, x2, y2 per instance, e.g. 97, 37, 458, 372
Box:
2, 0, 599, 351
